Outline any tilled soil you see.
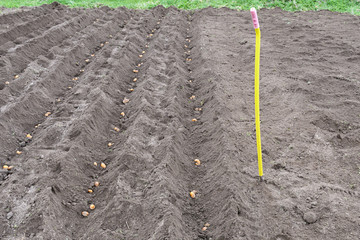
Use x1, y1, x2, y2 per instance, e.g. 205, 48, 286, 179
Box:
0, 2, 360, 239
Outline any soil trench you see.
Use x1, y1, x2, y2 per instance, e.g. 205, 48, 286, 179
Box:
1, 3, 360, 240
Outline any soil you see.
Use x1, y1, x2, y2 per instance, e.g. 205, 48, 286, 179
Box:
0, 2, 360, 240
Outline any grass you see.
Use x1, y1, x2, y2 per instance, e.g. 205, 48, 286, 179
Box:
0, 0, 359, 15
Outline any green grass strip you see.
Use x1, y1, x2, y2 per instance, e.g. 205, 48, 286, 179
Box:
0, 0, 359, 15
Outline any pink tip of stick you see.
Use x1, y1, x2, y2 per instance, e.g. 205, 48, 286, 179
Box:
250, 7, 259, 29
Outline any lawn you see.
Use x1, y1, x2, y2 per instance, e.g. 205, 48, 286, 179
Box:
0, 0, 359, 15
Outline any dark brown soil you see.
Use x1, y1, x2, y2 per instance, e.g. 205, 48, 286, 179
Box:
1, 3, 360, 239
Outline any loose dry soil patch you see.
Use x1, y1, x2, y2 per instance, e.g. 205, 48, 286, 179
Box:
0, 2, 360, 239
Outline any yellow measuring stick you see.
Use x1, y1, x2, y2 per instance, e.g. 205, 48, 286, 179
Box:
250, 8, 263, 180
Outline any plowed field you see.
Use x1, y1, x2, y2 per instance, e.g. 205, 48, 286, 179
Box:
1, 3, 360, 239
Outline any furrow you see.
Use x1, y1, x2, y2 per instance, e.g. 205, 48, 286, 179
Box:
1, 5, 360, 240
0, 4, 70, 46
0, 6, 167, 239
183, 8, 261, 239
0, 7, 132, 162
78, 7, 198, 240
0, 4, 48, 27
0, 6, 134, 161
0, 7, 107, 83
178, 11, 213, 238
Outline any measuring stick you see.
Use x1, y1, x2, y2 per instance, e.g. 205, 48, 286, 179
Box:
250, 8, 263, 180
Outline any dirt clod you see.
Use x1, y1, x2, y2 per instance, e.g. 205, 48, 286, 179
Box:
303, 211, 317, 224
